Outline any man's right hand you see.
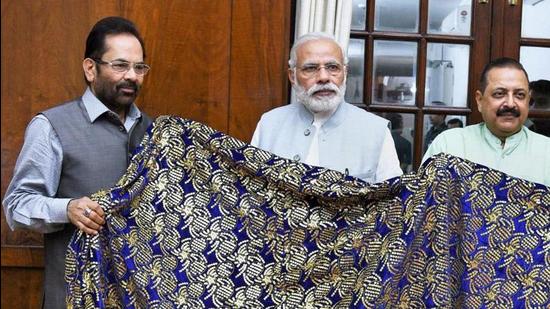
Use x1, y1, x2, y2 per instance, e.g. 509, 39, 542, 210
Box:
67, 197, 105, 235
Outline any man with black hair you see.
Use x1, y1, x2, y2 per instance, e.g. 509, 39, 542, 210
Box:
423, 58, 549, 186
529, 79, 550, 137
447, 118, 463, 129
388, 113, 412, 173
3, 16, 153, 308
424, 101, 447, 152
530, 79, 550, 110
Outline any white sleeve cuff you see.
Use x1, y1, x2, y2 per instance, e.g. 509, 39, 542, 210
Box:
49, 198, 72, 223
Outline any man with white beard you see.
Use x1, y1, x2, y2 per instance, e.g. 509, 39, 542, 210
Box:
251, 32, 402, 183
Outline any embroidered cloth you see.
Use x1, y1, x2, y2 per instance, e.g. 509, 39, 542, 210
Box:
66, 116, 549, 308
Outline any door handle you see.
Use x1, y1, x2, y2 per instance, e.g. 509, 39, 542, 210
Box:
479, 0, 488, 3
509, 0, 518, 5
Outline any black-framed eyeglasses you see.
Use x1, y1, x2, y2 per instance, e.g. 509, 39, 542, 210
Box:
92, 58, 150, 75
296, 62, 344, 78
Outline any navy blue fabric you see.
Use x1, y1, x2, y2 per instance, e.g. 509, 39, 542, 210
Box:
66, 116, 549, 308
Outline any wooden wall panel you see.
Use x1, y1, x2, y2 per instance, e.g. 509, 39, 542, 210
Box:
1, 0, 293, 307
124, 0, 233, 132
228, 0, 293, 141
1, 267, 44, 308
1, 1, 124, 247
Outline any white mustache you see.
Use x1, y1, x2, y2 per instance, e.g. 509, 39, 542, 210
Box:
295, 80, 346, 114
306, 83, 340, 96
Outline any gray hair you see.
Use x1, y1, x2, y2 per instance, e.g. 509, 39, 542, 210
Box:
288, 32, 348, 68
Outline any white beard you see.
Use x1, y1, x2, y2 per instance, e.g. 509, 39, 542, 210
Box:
294, 79, 346, 114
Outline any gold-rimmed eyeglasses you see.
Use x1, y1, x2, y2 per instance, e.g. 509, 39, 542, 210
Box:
92, 58, 150, 75
296, 62, 344, 78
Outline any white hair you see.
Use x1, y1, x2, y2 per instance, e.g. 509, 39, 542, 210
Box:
288, 32, 348, 68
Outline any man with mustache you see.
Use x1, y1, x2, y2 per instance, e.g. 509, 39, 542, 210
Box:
251, 32, 402, 182
422, 57, 550, 186
3, 17, 153, 307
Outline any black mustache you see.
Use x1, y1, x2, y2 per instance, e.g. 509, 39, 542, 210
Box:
496, 107, 520, 117
116, 82, 138, 91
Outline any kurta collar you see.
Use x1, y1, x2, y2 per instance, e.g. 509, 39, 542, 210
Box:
296, 100, 347, 132
481, 123, 526, 154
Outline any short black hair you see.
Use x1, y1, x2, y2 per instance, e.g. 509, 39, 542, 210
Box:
529, 79, 550, 107
447, 118, 463, 128
84, 16, 145, 60
479, 57, 529, 93
387, 113, 403, 130
529, 79, 550, 95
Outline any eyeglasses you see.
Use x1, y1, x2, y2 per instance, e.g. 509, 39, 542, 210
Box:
296, 62, 344, 78
92, 58, 150, 75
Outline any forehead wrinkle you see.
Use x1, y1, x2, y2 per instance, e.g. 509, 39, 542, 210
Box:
297, 40, 344, 66
301, 59, 340, 66
102, 34, 144, 63
110, 58, 146, 64
487, 68, 528, 85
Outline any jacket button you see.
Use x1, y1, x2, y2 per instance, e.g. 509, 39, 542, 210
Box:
293, 154, 300, 161
119, 126, 125, 132
304, 129, 311, 136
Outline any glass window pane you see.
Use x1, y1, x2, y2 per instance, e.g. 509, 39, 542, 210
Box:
345, 39, 365, 104
381, 112, 415, 173
428, 0, 471, 36
351, 0, 367, 30
521, 0, 550, 39
375, 0, 419, 33
520, 46, 550, 81
425, 43, 470, 107
423, 114, 466, 153
527, 117, 550, 137
372, 40, 418, 105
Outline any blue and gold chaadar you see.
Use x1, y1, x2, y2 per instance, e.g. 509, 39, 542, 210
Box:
66, 116, 549, 308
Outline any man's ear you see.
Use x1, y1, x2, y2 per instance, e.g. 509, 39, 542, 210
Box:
475, 90, 483, 112
83, 58, 96, 83
288, 68, 296, 86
